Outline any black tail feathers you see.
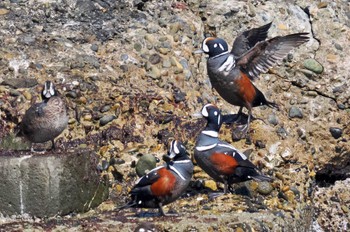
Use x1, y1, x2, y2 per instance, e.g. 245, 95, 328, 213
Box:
266, 100, 279, 111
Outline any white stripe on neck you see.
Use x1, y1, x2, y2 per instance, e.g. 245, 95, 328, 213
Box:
173, 160, 191, 164
169, 165, 186, 181
202, 130, 218, 137
210, 51, 230, 59
196, 143, 217, 151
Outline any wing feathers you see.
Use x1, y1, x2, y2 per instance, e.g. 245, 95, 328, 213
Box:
237, 32, 309, 80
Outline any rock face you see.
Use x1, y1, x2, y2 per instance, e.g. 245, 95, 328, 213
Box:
0, 149, 108, 217
0, 0, 349, 231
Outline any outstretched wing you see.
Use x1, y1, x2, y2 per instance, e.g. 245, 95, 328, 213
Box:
237, 32, 309, 80
231, 22, 272, 57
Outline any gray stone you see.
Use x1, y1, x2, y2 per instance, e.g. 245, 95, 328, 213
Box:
268, 113, 279, 126
99, 115, 116, 126
303, 58, 324, 74
329, 127, 342, 139
1, 78, 38, 89
289, 106, 303, 119
257, 182, 274, 195
0, 149, 108, 217
135, 154, 159, 177
90, 44, 99, 52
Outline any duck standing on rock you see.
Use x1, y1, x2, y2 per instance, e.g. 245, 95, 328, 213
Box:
19, 81, 68, 152
194, 104, 272, 195
118, 140, 194, 216
194, 22, 309, 139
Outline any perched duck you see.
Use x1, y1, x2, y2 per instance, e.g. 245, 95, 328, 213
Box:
118, 140, 194, 216
194, 104, 272, 194
194, 22, 309, 138
20, 81, 68, 152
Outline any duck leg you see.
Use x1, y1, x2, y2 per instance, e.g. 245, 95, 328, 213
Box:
158, 203, 178, 217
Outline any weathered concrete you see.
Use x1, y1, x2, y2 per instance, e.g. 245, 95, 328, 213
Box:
0, 149, 109, 217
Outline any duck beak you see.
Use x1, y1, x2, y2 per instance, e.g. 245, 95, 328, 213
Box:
193, 49, 204, 54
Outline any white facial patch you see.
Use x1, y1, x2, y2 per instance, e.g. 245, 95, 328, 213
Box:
218, 114, 221, 125
49, 82, 55, 96
174, 141, 179, 154
202, 38, 210, 53
219, 43, 225, 51
201, 104, 211, 117
214, 43, 218, 48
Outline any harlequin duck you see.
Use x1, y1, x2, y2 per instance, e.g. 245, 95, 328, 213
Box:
20, 81, 68, 152
194, 22, 309, 138
194, 104, 272, 194
118, 140, 194, 216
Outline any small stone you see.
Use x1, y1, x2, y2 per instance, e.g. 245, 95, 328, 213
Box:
289, 106, 303, 119
303, 59, 323, 74
162, 59, 171, 68
136, 154, 158, 177
317, 2, 328, 8
83, 114, 92, 121
255, 140, 266, 149
90, 44, 98, 52
100, 105, 111, 113
149, 54, 162, 65
66, 91, 77, 99
134, 42, 142, 52
0, 8, 10, 15
268, 113, 279, 126
204, 180, 217, 191
326, 54, 337, 63
329, 127, 342, 139
277, 24, 288, 30
149, 66, 161, 79
257, 182, 274, 195
157, 47, 169, 55
100, 115, 116, 126
22, 91, 32, 100
334, 43, 343, 51
144, 34, 155, 43
2, 78, 38, 89
341, 205, 349, 213
173, 89, 186, 103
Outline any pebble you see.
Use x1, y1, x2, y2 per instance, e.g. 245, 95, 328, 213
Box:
329, 127, 342, 139
100, 105, 111, 113
204, 180, 217, 191
267, 113, 279, 126
0, 8, 10, 15
66, 91, 78, 99
22, 91, 32, 100
90, 44, 99, 52
289, 106, 303, 119
149, 54, 162, 64
134, 42, 142, 52
257, 182, 274, 195
303, 59, 323, 74
100, 115, 116, 126
1, 78, 38, 89
149, 66, 161, 79
135, 154, 158, 177
162, 59, 172, 68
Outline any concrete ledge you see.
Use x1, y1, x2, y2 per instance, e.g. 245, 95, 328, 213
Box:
0, 149, 109, 217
